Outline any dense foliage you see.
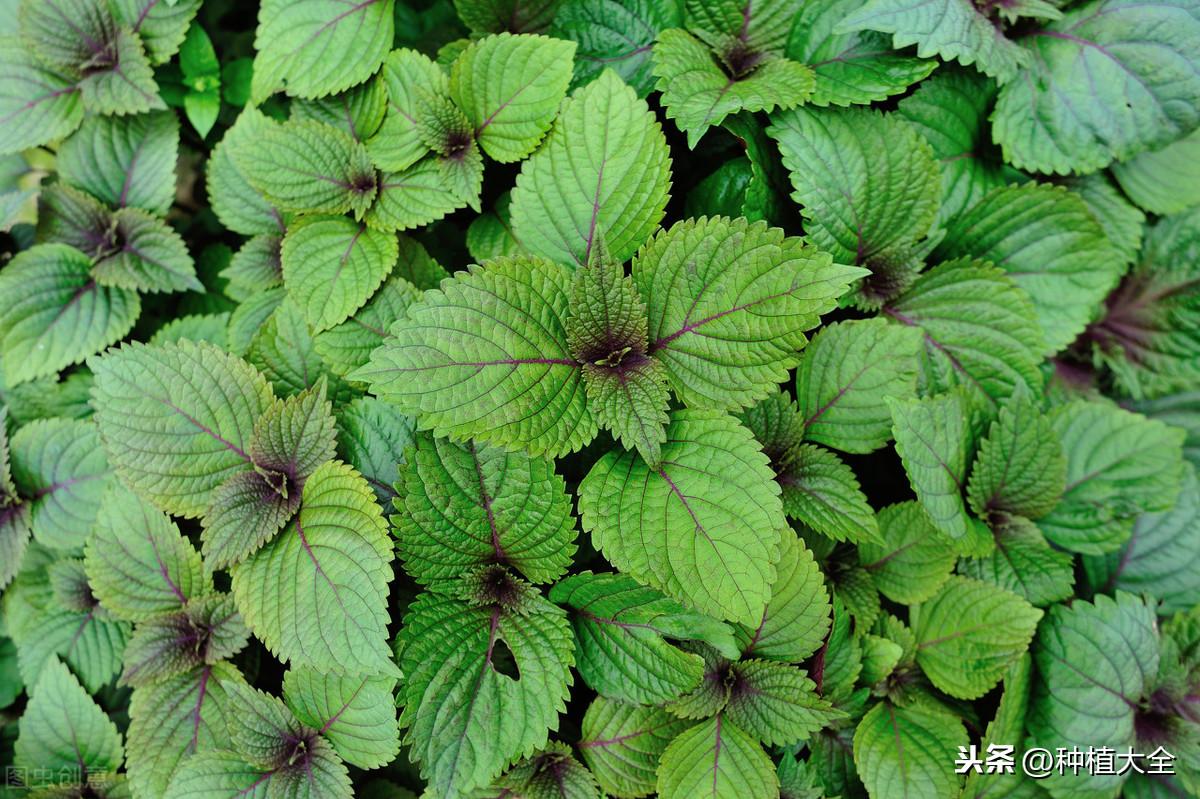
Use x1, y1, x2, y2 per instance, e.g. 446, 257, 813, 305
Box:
1, 0, 1199, 797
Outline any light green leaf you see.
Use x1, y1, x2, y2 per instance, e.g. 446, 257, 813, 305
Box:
206, 106, 285, 236
1063, 173, 1145, 267
911, 575, 1042, 699
467, 191, 524, 262
1114, 129, 1200, 216
786, 0, 936, 107
85, 489, 206, 621
769, 105, 940, 271
453, 0, 562, 34
777, 444, 880, 544
735, 529, 830, 663
398, 591, 573, 799
314, 275, 422, 378
836, 0, 1029, 81
724, 659, 841, 746
578, 410, 785, 626
967, 389, 1066, 520
550, 571, 738, 705
1040, 400, 1186, 554
127, 663, 242, 799
77, 27, 166, 116
859, 501, 956, 604
961, 656, 1035, 799
653, 28, 815, 149
120, 594, 249, 686
222, 235, 282, 302
795, 317, 922, 454
897, 66, 1026, 228
511, 69, 671, 267
291, 75, 388, 143
57, 110, 179, 214
90, 340, 272, 517
656, 716, 778, 799
959, 514, 1075, 607
281, 215, 399, 332
0, 38, 83, 156
552, 0, 682, 97
366, 154, 480, 232
853, 699, 967, 799
367, 48, 447, 172
283, 668, 400, 769
1027, 592, 1159, 799
449, 33, 575, 162
396, 432, 577, 587
0, 244, 139, 386
252, 0, 395, 102
936, 183, 1123, 354
10, 418, 110, 550
243, 120, 377, 217
93, 207, 201, 293
247, 301, 347, 399
886, 258, 1046, 404
231, 460, 393, 674
332, 399, 413, 510
489, 743, 602, 799
638, 217, 864, 410
888, 389, 979, 541
993, 0, 1200, 175
684, 0, 801, 54
354, 255, 595, 458
112, 0, 202, 64
163, 745, 352, 799
14, 657, 124, 780
579, 697, 692, 799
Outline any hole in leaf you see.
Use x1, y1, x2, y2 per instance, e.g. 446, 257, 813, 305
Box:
490, 638, 520, 681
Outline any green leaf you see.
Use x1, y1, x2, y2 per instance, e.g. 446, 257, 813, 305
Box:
795, 318, 923, 454
164, 748, 352, 799
85, 490, 207, 621
959, 514, 1075, 607
222, 235, 283, 302
90, 340, 273, 517
552, 0, 681, 97
120, 593, 249, 686
314, 275, 422, 378
1027, 592, 1159, 799
886, 258, 1046, 404
283, 668, 400, 769
57, 110, 177, 214
247, 300, 347, 399
734, 529, 830, 663
911, 575, 1042, 699
579, 697, 692, 799
936, 184, 1123, 354
967, 389, 1067, 520
961, 656, 1034, 799
292, 76, 388, 143
243, 120, 378, 217
184, 88, 221, 139
859, 501, 956, 604
449, 33, 575, 162
453, 0, 562, 33
94, 207, 202, 293
656, 716, 778, 799
354, 255, 595, 458
252, 0, 395, 102
897, 66, 1026, 228
724, 659, 841, 746
207, 106, 285, 236
550, 571, 738, 705
888, 389, 980, 541
1085, 463, 1200, 614
767, 105, 941, 269
0, 244, 140, 386
367, 48, 447, 172
334, 395, 415, 506
231, 460, 394, 674
653, 29, 815, 149
74, 26, 166, 115
578, 410, 786, 626
786, 0, 936, 107
10, 418, 110, 550
853, 699, 967, 799
638, 217, 864, 410
14, 657, 124, 780
836, 0, 1029, 81
112, 0, 202, 64
0, 37, 83, 156
366, 154, 480, 232
1040, 400, 1186, 554
511, 69, 671, 267
1064, 173, 1146, 268
777, 444, 880, 544
396, 432, 577, 587
993, 0, 1200, 175
398, 591, 573, 798
127, 663, 242, 799
1112, 129, 1200, 215
467, 191, 524, 262
489, 743, 602, 799
281, 215, 399, 332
